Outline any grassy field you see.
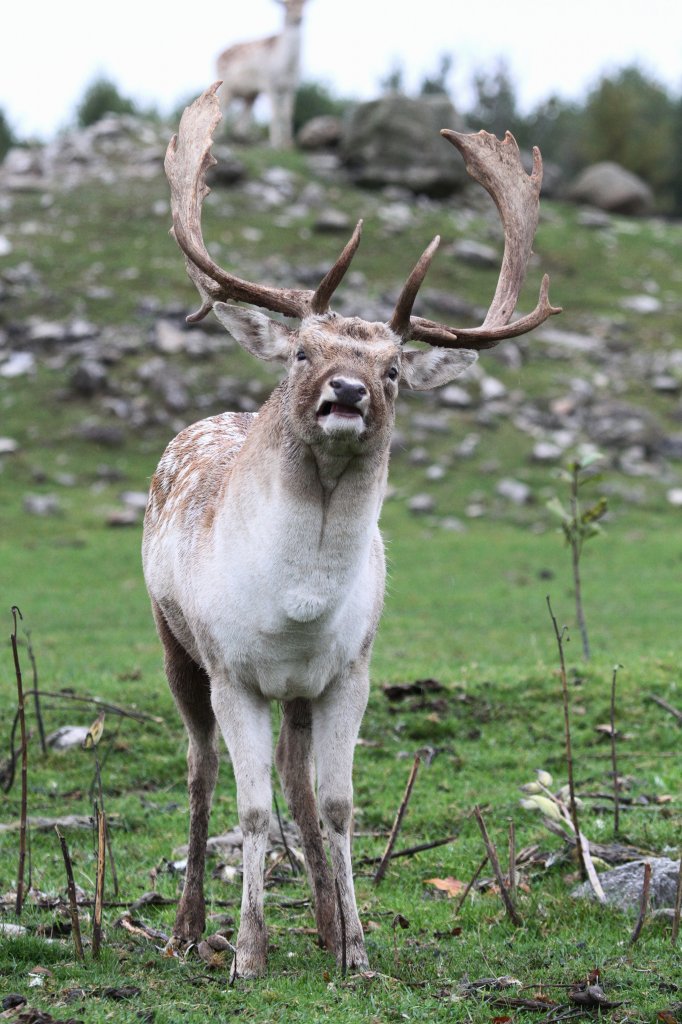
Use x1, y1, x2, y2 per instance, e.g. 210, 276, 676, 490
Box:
1, 135, 680, 1022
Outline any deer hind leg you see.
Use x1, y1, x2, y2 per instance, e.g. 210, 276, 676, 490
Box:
211, 681, 272, 978
312, 674, 370, 970
152, 601, 219, 944
275, 699, 339, 952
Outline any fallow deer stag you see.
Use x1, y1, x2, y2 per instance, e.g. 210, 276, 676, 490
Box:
142, 82, 561, 978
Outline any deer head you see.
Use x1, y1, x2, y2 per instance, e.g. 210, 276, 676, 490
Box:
164, 82, 561, 397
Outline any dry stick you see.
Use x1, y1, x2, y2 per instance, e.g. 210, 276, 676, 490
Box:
91, 747, 119, 897
27, 690, 163, 724
273, 792, 299, 876
10, 607, 28, 917
546, 596, 587, 882
373, 754, 421, 885
610, 665, 622, 835
335, 878, 347, 978
453, 854, 488, 917
55, 827, 84, 961
672, 855, 682, 947
648, 693, 682, 725
569, 464, 590, 661
473, 806, 522, 927
24, 627, 47, 756
359, 832, 458, 866
92, 804, 106, 958
629, 860, 651, 945
508, 819, 517, 901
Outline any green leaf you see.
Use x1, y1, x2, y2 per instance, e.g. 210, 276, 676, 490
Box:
546, 497, 571, 523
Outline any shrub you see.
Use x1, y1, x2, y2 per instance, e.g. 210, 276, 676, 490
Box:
76, 76, 138, 128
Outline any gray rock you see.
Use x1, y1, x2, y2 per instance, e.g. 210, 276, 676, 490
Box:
572, 858, 680, 912
0, 437, 19, 455
341, 95, 468, 197
666, 488, 682, 507
207, 145, 247, 186
297, 116, 343, 150
438, 384, 472, 409
496, 478, 531, 505
120, 491, 149, 511
154, 319, 187, 355
1, 352, 35, 377
24, 493, 62, 516
407, 493, 436, 515
567, 162, 654, 215
70, 360, 108, 396
449, 239, 499, 268
620, 294, 662, 314
531, 441, 563, 463
313, 208, 352, 233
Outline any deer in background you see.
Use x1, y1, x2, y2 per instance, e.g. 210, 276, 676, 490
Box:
215, 0, 307, 149
143, 82, 561, 978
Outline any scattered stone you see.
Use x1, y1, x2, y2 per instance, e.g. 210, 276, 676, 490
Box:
408, 446, 429, 465
440, 516, 466, 532
425, 464, 446, 481
0, 234, 11, 256
567, 162, 654, 215
576, 208, 612, 229
1, 352, 35, 377
666, 488, 682, 507
313, 208, 351, 233
572, 857, 680, 911
297, 115, 343, 150
480, 376, 507, 402
651, 375, 680, 394
449, 239, 499, 268
438, 384, 472, 409
23, 493, 62, 517
620, 294, 662, 314
0, 437, 19, 455
120, 491, 149, 511
207, 145, 247, 186
407, 493, 436, 515
341, 94, 468, 197
70, 359, 108, 396
465, 502, 487, 518
531, 441, 563, 463
496, 478, 531, 505
106, 508, 140, 527
78, 423, 126, 447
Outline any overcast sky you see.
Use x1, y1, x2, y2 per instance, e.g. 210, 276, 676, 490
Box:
2, 0, 680, 139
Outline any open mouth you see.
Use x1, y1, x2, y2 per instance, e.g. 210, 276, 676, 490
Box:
316, 401, 364, 420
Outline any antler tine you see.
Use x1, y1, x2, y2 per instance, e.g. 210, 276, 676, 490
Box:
165, 82, 314, 321
403, 129, 561, 349
388, 236, 441, 340
311, 219, 364, 315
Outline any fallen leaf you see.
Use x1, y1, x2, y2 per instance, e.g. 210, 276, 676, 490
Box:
82, 712, 105, 749
423, 876, 466, 897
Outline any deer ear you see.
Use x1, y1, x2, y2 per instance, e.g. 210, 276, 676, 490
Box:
213, 303, 292, 362
400, 348, 478, 391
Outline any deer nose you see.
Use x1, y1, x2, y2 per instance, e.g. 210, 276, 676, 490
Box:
329, 378, 368, 405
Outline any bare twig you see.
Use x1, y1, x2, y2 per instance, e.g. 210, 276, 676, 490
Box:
24, 628, 47, 756
359, 832, 458, 866
92, 804, 106, 958
473, 806, 522, 927
55, 827, 84, 960
672, 855, 682, 946
610, 664, 622, 834
273, 792, 299, 876
546, 596, 586, 881
453, 854, 488, 917
25, 690, 163, 724
508, 819, 517, 900
10, 607, 28, 917
629, 860, 651, 945
373, 754, 421, 885
91, 746, 119, 897
335, 878, 347, 978
648, 694, 682, 725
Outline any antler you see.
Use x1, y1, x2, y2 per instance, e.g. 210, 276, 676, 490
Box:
165, 82, 363, 322
391, 130, 561, 348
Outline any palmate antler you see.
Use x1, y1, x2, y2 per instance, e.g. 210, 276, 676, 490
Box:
166, 82, 561, 345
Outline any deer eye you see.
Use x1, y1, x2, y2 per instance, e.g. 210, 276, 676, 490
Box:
387, 366, 399, 381
295, 348, 307, 362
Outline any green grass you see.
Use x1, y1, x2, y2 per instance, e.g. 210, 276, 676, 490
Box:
1, 145, 681, 1022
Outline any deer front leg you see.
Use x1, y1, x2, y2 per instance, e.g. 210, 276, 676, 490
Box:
312, 673, 370, 971
211, 683, 272, 978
